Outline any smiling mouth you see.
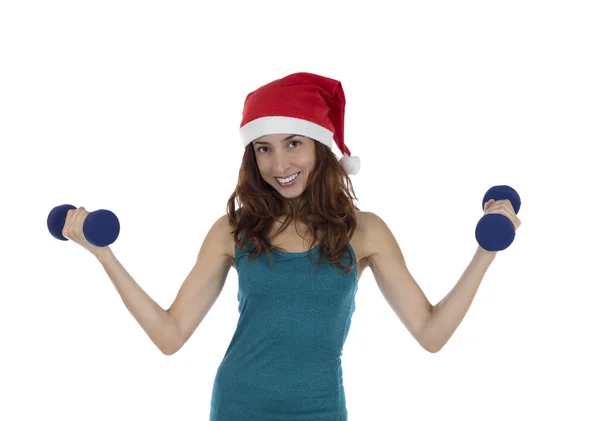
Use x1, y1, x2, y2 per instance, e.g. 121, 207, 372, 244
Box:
275, 172, 300, 185
275, 172, 299, 179
275, 171, 300, 180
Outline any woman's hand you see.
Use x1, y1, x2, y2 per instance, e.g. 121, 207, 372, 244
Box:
62, 206, 106, 256
484, 199, 521, 230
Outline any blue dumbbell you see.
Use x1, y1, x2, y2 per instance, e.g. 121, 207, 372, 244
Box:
475, 185, 521, 252
47, 204, 120, 247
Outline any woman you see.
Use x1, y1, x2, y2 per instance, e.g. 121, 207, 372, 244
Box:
62, 72, 521, 420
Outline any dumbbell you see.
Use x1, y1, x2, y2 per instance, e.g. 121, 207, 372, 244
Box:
475, 185, 521, 252
47, 204, 120, 247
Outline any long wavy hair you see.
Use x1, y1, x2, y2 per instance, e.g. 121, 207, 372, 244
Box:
226, 137, 360, 274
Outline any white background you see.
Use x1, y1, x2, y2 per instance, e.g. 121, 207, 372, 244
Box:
1, 1, 599, 420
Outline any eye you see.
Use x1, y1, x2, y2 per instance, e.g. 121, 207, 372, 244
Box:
256, 140, 300, 154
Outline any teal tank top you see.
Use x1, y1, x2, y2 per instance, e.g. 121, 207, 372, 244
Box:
209, 236, 359, 420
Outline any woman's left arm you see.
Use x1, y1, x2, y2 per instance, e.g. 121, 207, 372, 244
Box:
365, 199, 520, 353
423, 198, 521, 351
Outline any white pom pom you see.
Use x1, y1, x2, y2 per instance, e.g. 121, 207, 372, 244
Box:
340, 153, 361, 175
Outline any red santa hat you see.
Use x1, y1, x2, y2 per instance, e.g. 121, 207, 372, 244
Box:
239, 72, 361, 175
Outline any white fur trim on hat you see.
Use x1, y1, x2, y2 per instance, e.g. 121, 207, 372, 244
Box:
240, 116, 334, 148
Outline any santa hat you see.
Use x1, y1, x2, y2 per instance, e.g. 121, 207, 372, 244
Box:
239, 72, 361, 175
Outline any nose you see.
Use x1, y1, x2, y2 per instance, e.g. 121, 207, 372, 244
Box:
272, 151, 290, 173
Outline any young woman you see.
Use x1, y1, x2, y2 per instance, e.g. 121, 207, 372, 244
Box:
62, 72, 520, 420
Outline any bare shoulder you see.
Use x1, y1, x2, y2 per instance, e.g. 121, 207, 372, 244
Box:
356, 211, 403, 264
357, 210, 387, 232
351, 211, 381, 262
211, 213, 237, 268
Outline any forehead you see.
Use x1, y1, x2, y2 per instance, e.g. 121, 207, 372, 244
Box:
253, 134, 306, 145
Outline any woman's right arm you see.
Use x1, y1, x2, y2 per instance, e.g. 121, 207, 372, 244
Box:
95, 214, 234, 355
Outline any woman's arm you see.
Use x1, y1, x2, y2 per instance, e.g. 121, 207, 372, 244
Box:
363, 212, 496, 353
96, 214, 233, 355
96, 246, 181, 355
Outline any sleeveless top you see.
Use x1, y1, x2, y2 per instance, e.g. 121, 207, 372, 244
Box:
209, 235, 359, 421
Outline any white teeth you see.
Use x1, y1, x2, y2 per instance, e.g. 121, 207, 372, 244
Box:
276, 172, 299, 183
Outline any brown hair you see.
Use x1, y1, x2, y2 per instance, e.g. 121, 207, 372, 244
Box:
226, 138, 360, 274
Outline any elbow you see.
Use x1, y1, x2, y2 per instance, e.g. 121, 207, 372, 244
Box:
419, 321, 444, 353
159, 337, 183, 356
419, 335, 444, 353
161, 347, 176, 356
423, 344, 442, 353
160, 315, 184, 355
160, 344, 180, 356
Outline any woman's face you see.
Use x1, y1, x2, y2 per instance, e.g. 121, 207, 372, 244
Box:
252, 134, 316, 199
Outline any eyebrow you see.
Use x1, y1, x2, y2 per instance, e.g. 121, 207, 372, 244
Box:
253, 134, 301, 146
